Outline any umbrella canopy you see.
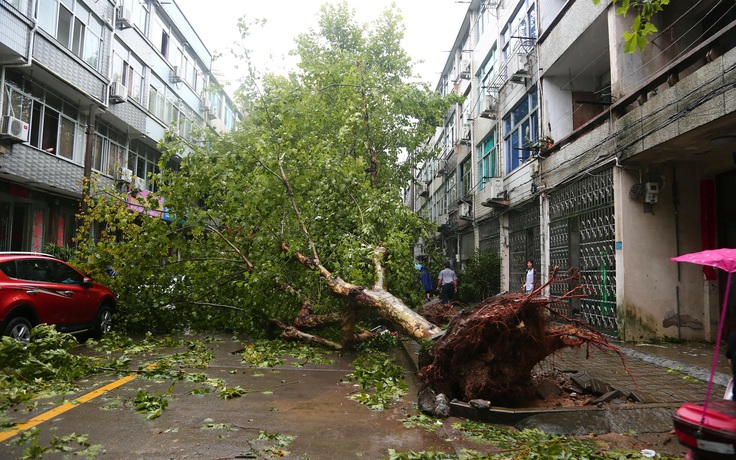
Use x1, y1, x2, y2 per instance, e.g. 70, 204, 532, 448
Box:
671, 248, 736, 426
670, 248, 736, 273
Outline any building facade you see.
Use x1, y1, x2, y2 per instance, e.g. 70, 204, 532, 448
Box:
411, 0, 736, 342
0, 0, 238, 252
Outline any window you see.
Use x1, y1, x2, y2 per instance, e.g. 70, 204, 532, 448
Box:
477, 134, 497, 189
475, 3, 493, 44
92, 123, 128, 176
503, 88, 538, 173
8, 78, 84, 163
461, 160, 472, 198
149, 9, 170, 58
111, 40, 146, 104
446, 172, 457, 208
128, 140, 160, 192
37, 0, 104, 70
501, 0, 536, 80
119, 0, 149, 32
49, 260, 84, 284
6, 0, 27, 12
3, 84, 33, 125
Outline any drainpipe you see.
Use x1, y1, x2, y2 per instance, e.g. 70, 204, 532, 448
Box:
80, 104, 98, 220
672, 163, 682, 339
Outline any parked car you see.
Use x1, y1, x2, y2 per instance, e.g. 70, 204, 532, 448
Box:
0, 253, 116, 343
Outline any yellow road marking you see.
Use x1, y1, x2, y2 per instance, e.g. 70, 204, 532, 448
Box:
0, 365, 155, 443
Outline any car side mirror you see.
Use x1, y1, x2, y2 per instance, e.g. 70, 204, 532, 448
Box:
82, 278, 93, 287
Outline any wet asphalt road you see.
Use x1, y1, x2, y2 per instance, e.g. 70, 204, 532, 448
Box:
0, 335, 699, 459
0, 336, 451, 459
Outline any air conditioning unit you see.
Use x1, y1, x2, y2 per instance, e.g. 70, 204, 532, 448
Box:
486, 177, 503, 198
1, 116, 29, 143
418, 184, 429, 198
201, 100, 216, 119
507, 52, 530, 84
461, 122, 471, 141
134, 177, 146, 191
479, 95, 498, 119
435, 159, 447, 177
460, 60, 471, 80
170, 66, 184, 83
459, 201, 472, 220
117, 167, 133, 183
109, 81, 128, 103
116, 5, 133, 29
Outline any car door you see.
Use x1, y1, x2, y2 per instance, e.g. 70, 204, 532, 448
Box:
15, 259, 85, 327
46, 260, 96, 325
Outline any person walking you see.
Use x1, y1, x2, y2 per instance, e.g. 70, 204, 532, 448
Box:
436, 261, 458, 305
419, 265, 434, 301
521, 259, 535, 294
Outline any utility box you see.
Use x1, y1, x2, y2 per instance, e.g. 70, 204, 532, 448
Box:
644, 182, 659, 204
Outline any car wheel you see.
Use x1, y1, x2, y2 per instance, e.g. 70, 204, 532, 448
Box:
94, 304, 114, 338
4, 317, 32, 344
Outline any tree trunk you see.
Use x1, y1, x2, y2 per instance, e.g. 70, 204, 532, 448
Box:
282, 242, 442, 341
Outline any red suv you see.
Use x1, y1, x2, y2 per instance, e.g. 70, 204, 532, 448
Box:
0, 253, 116, 343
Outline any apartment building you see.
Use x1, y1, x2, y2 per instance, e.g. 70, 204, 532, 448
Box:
0, 0, 238, 252
411, 0, 736, 342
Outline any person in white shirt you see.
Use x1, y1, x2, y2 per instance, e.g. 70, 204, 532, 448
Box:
436, 262, 458, 304
521, 259, 535, 293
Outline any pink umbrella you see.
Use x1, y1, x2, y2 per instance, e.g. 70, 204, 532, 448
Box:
671, 248, 736, 425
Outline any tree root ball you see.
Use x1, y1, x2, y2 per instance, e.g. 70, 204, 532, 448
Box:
419, 292, 620, 407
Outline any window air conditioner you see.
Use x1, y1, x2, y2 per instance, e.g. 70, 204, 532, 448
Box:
116, 5, 133, 29
134, 177, 146, 191
459, 202, 472, 220
109, 81, 128, 103
460, 60, 471, 80
479, 95, 498, 119
435, 159, 447, 177
1, 116, 29, 143
201, 100, 216, 119
117, 167, 133, 183
170, 66, 184, 83
462, 122, 471, 141
418, 184, 429, 198
487, 177, 503, 198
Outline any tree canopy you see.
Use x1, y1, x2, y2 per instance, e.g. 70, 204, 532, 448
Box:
77, 2, 457, 339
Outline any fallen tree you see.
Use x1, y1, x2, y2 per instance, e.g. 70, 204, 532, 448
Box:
419, 276, 630, 406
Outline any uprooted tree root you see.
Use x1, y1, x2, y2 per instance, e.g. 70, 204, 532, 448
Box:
419, 289, 632, 406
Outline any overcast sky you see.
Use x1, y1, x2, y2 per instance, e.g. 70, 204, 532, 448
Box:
176, 0, 469, 88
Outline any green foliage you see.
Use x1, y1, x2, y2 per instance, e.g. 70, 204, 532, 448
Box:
453, 421, 680, 459
246, 430, 296, 459
219, 385, 247, 399
131, 389, 169, 420
389, 419, 682, 459
401, 413, 444, 432
593, 0, 670, 53
348, 350, 407, 410
356, 331, 401, 352
240, 340, 336, 368
41, 242, 77, 261
8, 427, 103, 459
457, 250, 501, 304
0, 325, 99, 410
74, 3, 454, 338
